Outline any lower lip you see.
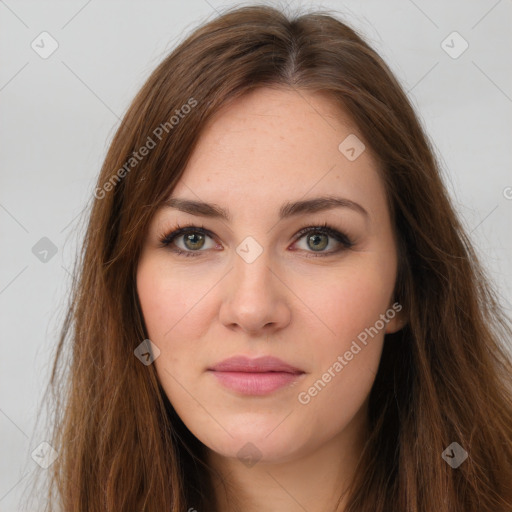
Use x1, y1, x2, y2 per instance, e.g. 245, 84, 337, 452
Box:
209, 370, 303, 395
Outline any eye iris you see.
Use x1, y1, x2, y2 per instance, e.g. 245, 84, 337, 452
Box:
307, 232, 328, 251
184, 232, 205, 250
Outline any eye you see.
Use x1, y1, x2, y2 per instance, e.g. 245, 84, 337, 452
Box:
158, 222, 354, 258
291, 223, 354, 256
158, 223, 219, 257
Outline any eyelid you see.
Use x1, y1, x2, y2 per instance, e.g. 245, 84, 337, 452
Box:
158, 222, 354, 256
158, 223, 220, 253
159, 223, 212, 245
292, 224, 354, 248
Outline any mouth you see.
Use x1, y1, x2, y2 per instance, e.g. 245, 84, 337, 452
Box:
207, 355, 306, 395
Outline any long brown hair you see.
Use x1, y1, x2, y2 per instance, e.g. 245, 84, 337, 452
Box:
30, 4, 512, 511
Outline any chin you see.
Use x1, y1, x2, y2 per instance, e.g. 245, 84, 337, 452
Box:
199, 421, 313, 466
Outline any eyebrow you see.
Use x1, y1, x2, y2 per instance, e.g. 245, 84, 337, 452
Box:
163, 196, 368, 221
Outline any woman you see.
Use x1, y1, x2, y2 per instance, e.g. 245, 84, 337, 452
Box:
38, 4, 512, 511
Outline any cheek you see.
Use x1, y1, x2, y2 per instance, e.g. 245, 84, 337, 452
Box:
295, 256, 394, 378
291, 261, 393, 440
136, 260, 212, 403
136, 257, 217, 342
295, 257, 396, 344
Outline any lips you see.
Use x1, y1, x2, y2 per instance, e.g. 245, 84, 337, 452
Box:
208, 355, 304, 374
208, 355, 305, 395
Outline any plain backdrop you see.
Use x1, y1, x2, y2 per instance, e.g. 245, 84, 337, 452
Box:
1, 0, 511, 510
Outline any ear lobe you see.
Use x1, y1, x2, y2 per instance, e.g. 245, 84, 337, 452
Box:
385, 315, 406, 334
384, 301, 407, 334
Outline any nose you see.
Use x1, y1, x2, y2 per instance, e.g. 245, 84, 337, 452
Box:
218, 246, 291, 336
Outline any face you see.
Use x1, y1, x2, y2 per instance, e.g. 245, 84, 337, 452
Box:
136, 87, 403, 464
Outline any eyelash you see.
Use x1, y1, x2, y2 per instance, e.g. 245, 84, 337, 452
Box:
158, 222, 354, 258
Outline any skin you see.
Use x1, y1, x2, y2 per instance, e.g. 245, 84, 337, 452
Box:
136, 87, 405, 512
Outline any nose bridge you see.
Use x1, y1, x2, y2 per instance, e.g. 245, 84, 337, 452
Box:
232, 235, 275, 299
219, 234, 290, 333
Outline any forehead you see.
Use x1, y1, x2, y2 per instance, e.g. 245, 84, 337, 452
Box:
170, 87, 386, 219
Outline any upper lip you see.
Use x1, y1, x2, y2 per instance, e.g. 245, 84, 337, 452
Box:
208, 355, 304, 374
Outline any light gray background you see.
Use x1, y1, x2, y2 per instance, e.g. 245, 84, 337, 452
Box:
1, 0, 511, 510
